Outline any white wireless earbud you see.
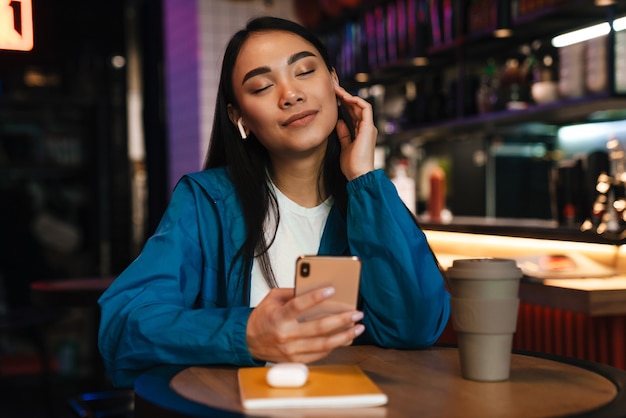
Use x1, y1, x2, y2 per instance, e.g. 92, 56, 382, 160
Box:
237, 117, 247, 140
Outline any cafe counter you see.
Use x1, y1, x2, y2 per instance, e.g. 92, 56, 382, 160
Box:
426, 230, 626, 370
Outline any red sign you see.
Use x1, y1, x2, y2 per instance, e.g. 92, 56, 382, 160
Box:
0, 0, 33, 51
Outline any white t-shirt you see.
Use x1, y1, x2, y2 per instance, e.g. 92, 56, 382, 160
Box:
249, 183, 333, 307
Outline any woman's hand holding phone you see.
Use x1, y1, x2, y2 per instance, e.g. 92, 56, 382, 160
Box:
334, 82, 377, 181
246, 286, 364, 364
246, 253, 365, 363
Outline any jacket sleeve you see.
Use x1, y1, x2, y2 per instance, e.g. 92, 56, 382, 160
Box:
97, 177, 259, 388
347, 169, 450, 348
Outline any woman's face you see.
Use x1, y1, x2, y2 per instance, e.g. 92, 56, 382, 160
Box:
230, 30, 339, 160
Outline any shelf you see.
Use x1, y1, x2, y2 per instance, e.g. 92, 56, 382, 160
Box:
385, 94, 626, 144
462, 1, 621, 58
317, 0, 626, 246
338, 0, 626, 89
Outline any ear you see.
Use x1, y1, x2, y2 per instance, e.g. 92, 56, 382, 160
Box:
228, 104, 248, 139
330, 68, 339, 86
330, 69, 341, 107
227, 104, 241, 126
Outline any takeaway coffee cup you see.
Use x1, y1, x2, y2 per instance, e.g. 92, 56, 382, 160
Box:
447, 258, 523, 381
451, 297, 520, 381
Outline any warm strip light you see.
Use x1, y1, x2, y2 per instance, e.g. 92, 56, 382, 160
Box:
423, 230, 617, 270
552, 15, 626, 48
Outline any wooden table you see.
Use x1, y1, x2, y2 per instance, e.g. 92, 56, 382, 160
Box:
133, 345, 626, 418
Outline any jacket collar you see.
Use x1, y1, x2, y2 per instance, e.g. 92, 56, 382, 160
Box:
319, 205, 349, 256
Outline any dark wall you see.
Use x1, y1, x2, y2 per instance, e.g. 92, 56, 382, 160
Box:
0, 0, 139, 299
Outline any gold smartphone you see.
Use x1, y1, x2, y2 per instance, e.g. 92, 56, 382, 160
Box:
294, 255, 361, 322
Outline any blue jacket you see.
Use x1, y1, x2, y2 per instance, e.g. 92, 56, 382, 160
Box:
98, 168, 450, 388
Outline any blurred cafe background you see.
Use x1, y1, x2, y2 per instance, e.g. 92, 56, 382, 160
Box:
1, 0, 626, 416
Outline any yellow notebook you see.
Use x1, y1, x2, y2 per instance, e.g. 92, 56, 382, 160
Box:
238, 364, 388, 410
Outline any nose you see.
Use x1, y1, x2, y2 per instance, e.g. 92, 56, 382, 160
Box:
279, 83, 305, 108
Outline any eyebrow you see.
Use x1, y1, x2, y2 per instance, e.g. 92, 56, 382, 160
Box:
241, 50, 317, 85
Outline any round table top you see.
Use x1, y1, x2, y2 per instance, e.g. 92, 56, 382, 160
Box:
134, 345, 626, 418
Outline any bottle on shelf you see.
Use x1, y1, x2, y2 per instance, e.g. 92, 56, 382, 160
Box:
428, 164, 446, 223
499, 52, 533, 110
390, 158, 417, 215
476, 58, 499, 114
530, 41, 559, 105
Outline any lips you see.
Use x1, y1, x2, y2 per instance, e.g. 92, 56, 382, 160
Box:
282, 110, 317, 127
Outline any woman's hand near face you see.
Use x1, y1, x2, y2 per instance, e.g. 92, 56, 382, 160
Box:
246, 287, 365, 364
334, 83, 378, 181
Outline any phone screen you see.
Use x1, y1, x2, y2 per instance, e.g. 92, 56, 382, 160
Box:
294, 255, 361, 322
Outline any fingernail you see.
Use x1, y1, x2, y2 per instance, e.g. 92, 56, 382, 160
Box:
351, 312, 364, 322
354, 324, 365, 336
322, 287, 335, 297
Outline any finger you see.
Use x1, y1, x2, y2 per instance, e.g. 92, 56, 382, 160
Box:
335, 119, 352, 148
335, 90, 374, 131
267, 287, 296, 303
346, 97, 373, 125
284, 323, 366, 362
333, 83, 350, 98
286, 286, 336, 319
293, 310, 364, 339
334, 84, 366, 108
334, 86, 360, 115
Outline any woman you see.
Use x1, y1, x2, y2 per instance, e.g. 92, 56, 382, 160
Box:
98, 16, 450, 388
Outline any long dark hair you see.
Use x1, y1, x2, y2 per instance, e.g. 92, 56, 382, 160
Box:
203, 16, 348, 294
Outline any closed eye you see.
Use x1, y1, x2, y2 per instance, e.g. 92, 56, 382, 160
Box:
297, 69, 315, 77
252, 85, 272, 94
